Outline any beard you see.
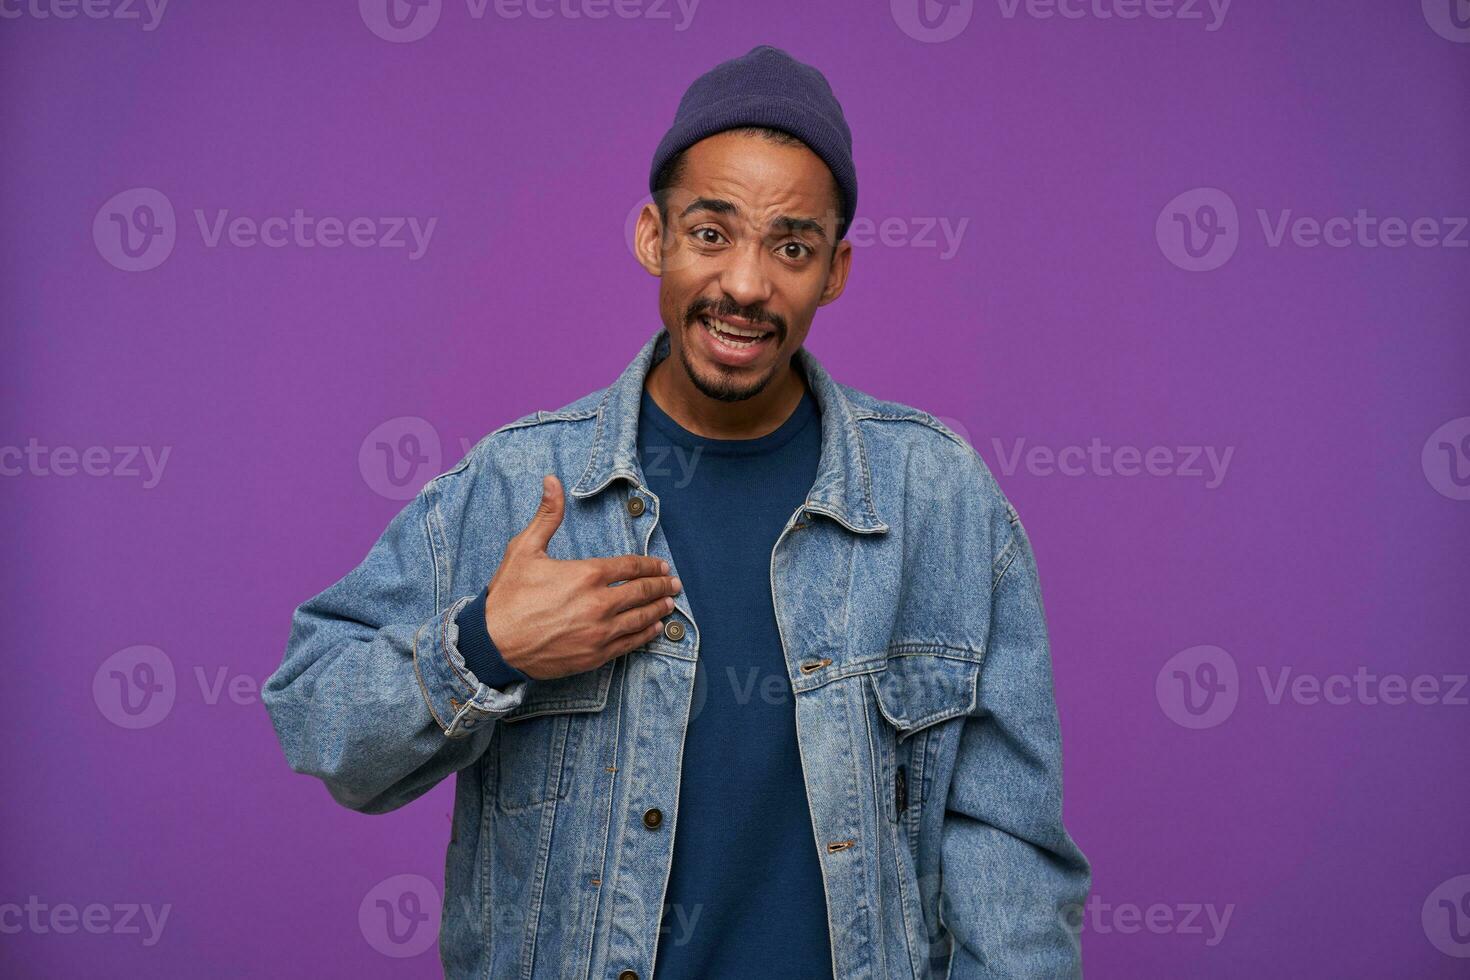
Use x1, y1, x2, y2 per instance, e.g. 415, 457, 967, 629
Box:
682, 334, 782, 399
672, 293, 789, 402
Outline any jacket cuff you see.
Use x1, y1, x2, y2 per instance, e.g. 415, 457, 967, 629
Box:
453, 586, 531, 689
411, 596, 529, 739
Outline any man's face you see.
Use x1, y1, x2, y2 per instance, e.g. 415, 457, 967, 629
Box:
634, 130, 852, 403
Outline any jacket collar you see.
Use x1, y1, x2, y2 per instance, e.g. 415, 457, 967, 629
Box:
570, 327, 888, 535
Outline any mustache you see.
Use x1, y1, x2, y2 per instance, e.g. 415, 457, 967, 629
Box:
686, 300, 784, 335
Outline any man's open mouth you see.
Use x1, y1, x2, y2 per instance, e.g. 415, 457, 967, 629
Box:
698, 315, 774, 350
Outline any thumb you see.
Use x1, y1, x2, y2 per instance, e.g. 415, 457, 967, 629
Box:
518, 474, 565, 553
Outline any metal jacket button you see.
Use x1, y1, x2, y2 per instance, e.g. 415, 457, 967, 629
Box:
662, 620, 685, 642
627, 496, 645, 517
643, 808, 662, 829
618, 971, 639, 980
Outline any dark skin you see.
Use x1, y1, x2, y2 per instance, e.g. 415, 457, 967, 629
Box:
486, 130, 851, 680
634, 129, 853, 438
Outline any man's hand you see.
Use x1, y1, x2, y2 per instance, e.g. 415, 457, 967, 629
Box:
483, 474, 682, 681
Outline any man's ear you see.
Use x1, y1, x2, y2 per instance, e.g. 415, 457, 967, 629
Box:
818, 239, 852, 307
633, 203, 664, 277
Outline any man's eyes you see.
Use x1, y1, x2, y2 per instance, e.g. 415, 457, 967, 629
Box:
688, 227, 815, 259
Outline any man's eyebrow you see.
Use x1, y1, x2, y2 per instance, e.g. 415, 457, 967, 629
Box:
680, 197, 738, 219
771, 215, 830, 245
678, 198, 831, 244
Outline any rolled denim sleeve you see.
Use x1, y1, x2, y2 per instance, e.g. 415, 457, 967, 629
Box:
262, 481, 529, 815
940, 506, 1091, 977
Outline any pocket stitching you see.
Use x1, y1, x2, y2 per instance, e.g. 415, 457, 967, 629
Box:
866, 652, 980, 740
494, 666, 612, 812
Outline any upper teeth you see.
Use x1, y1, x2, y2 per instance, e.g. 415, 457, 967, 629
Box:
706, 318, 765, 339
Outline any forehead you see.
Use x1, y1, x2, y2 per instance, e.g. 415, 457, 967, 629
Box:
675, 130, 838, 223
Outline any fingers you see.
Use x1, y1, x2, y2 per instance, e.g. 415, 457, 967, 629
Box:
591, 552, 671, 585
514, 474, 565, 554
610, 596, 676, 637
606, 597, 676, 648
606, 574, 682, 613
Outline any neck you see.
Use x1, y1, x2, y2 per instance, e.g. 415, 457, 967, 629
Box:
644, 352, 809, 440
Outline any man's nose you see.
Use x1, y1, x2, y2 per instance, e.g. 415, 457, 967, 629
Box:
717, 241, 774, 311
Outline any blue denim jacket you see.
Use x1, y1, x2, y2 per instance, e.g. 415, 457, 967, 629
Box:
263, 327, 1091, 979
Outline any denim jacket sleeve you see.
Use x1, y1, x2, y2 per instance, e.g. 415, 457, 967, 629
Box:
940, 502, 1091, 977
261, 476, 530, 815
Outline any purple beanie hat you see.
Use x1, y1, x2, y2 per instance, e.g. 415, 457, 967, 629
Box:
648, 44, 858, 239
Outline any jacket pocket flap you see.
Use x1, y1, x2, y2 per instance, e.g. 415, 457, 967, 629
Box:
502, 660, 614, 722
867, 652, 980, 738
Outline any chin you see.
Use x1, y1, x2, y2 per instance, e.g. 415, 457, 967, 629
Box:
683, 345, 778, 403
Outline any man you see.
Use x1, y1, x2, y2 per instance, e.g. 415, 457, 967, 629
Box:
264, 44, 1090, 980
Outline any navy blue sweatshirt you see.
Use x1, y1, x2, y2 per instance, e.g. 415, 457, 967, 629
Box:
639, 378, 829, 979
456, 374, 830, 978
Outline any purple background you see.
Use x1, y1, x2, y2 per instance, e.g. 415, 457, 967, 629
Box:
3, 0, 1468, 976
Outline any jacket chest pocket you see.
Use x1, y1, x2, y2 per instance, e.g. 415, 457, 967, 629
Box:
866, 651, 981, 824
867, 651, 981, 744
494, 662, 614, 813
